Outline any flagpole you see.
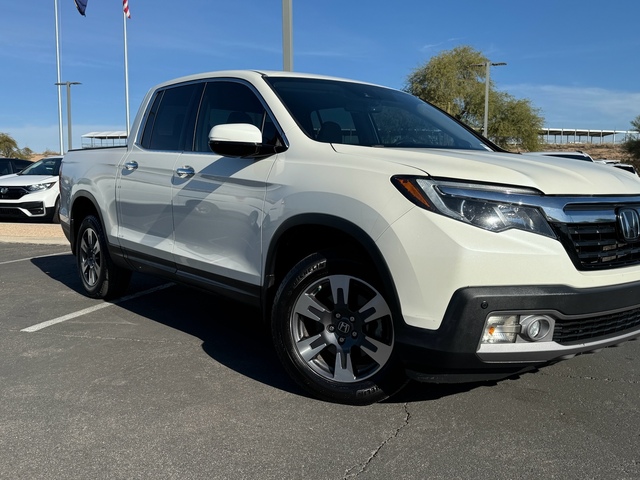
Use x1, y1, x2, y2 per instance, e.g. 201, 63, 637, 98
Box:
123, 9, 130, 137
54, 0, 65, 154
282, 0, 293, 71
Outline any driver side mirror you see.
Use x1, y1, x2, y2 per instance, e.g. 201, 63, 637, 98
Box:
208, 123, 286, 158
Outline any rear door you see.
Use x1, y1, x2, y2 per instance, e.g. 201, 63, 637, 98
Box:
116, 82, 203, 266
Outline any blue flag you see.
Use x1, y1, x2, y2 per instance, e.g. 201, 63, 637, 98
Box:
74, 0, 88, 16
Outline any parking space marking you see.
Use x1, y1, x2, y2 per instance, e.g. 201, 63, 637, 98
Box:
21, 282, 175, 333
0, 251, 70, 266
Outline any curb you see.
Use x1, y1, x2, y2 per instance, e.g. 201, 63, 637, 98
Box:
0, 223, 69, 246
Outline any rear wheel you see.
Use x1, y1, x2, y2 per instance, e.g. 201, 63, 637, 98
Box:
271, 252, 406, 405
76, 215, 131, 299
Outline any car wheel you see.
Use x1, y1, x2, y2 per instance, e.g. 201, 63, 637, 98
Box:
50, 198, 60, 224
271, 252, 406, 405
76, 215, 132, 299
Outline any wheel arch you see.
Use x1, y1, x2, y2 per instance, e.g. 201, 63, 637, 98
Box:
263, 213, 401, 323
68, 191, 105, 255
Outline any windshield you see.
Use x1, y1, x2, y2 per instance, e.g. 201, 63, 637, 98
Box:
265, 77, 491, 150
19, 157, 62, 176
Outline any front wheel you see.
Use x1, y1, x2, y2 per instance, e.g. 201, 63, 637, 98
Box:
271, 252, 406, 405
76, 215, 131, 299
49, 197, 60, 224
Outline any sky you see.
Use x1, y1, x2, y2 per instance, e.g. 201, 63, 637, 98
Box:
2, 0, 640, 154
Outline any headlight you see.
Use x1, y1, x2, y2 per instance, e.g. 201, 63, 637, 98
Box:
26, 182, 56, 192
392, 176, 555, 238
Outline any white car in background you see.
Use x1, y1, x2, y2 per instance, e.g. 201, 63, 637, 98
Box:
597, 158, 638, 174
0, 156, 63, 223
527, 150, 637, 175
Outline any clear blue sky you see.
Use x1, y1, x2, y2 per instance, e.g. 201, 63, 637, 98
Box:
2, 0, 640, 153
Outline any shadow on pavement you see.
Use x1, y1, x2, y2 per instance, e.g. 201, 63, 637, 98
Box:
31, 253, 501, 404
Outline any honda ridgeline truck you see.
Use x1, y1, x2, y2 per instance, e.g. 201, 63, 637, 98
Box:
59, 70, 640, 404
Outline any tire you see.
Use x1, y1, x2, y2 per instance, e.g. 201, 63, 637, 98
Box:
50, 198, 60, 224
76, 215, 132, 299
271, 252, 406, 405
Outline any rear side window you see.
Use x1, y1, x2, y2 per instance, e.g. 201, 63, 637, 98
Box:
140, 82, 204, 151
0, 159, 11, 175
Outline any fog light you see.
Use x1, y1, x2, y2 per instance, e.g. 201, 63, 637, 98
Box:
481, 315, 520, 344
519, 315, 552, 342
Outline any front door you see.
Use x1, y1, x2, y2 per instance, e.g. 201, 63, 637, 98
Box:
171, 80, 279, 287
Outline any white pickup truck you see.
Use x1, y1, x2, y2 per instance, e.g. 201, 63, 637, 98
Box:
60, 70, 640, 405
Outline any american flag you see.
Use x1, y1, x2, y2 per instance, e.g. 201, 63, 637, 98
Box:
123, 0, 131, 18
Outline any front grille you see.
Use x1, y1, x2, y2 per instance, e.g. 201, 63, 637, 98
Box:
553, 306, 640, 344
0, 187, 27, 200
553, 222, 640, 270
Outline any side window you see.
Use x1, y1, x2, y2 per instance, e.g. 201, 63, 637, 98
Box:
141, 83, 204, 151
194, 81, 279, 152
139, 91, 163, 149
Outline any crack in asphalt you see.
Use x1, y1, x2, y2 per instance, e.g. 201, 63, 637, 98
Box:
343, 403, 411, 479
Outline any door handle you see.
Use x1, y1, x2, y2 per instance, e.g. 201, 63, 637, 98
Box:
123, 161, 138, 171
176, 166, 195, 178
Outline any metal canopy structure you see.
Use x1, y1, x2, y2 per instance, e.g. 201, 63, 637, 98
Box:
79, 128, 635, 148
81, 131, 128, 148
540, 128, 635, 144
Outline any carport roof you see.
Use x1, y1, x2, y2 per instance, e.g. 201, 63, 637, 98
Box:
81, 131, 128, 139
541, 128, 633, 138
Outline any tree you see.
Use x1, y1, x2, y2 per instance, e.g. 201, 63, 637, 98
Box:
0, 132, 19, 157
622, 115, 640, 160
0, 132, 37, 159
404, 45, 544, 151
490, 93, 544, 150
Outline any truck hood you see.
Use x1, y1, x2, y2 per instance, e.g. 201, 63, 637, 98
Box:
332, 145, 640, 195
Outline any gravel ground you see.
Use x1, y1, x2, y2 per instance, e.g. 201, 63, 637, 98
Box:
0, 222, 68, 245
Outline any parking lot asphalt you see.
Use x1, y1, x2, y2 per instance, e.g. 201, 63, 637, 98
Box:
1, 234, 639, 479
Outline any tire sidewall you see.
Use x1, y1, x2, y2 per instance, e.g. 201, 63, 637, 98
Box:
77, 215, 109, 298
51, 197, 60, 224
272, 252, 405, 405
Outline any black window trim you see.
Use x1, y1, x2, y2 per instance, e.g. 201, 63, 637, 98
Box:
136, 77, 289, 154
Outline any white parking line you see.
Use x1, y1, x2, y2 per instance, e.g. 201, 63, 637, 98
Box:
0, 251, 70, 266
21, 282, 175, 333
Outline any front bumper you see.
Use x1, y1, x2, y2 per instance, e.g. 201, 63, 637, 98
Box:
396, 281, 640, 382
0, 201, 47, 219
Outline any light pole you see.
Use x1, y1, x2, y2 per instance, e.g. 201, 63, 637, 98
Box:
282, 0, 293, 71
471, 61, 506, 137
54, 81, 81, 152
54, 0, 64, 155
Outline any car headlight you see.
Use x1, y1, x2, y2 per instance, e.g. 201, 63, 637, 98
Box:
392, 176, 555, 238
26, 182, 56, 192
